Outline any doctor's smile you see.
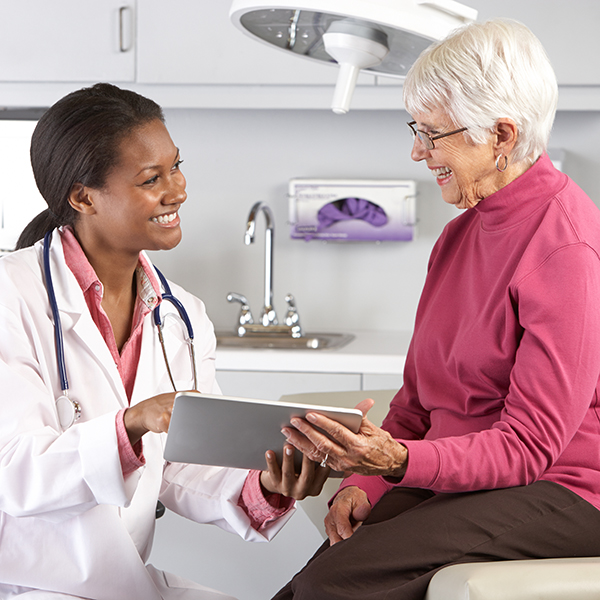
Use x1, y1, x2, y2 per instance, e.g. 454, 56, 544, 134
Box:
151, 211, 179, 225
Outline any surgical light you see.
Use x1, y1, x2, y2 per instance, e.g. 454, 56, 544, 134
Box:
229, 0, 477, 114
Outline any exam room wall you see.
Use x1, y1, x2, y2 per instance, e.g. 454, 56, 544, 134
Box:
148, 108, 600, 335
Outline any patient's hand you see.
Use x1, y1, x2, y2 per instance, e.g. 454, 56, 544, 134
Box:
325, 485, 371, 545
260, 444, 330, 500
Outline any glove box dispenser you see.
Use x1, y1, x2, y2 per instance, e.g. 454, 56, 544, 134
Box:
289, 179, 416, 242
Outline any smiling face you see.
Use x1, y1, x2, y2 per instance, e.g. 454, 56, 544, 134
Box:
410, 108, 501, 210
71, 118, 187, 258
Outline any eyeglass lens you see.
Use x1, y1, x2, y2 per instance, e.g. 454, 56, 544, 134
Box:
407, 122, 434, 150
407, 121, 467, 150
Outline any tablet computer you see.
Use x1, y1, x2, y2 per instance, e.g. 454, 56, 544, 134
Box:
163, 391, 363, 474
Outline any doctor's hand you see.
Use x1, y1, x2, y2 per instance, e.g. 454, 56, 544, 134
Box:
260, 444, 330, 500
123, 392, 177, 446
325, 485, 371, 545
281, 398, 408, 478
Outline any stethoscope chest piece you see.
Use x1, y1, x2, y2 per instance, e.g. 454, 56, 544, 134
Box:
56, 395, 81, 430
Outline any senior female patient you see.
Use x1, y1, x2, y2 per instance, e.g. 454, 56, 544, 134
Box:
274, 18, 600, 600
0, 83, 328, 600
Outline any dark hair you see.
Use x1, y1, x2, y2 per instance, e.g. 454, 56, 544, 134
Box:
16, 83, 164, 249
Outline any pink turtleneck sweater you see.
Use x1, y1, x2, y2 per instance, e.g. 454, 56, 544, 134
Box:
341, 153, 600, 511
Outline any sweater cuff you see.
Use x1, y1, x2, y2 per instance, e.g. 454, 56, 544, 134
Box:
398, 438, 441, 489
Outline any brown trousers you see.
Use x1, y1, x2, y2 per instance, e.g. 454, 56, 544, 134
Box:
272, 481, 600, 600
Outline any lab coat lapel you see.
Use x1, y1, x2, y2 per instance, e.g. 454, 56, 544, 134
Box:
47, 230, 128, 409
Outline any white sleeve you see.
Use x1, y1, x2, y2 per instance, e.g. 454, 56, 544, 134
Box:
160, 462, 294, 542
0, 303, 136, 522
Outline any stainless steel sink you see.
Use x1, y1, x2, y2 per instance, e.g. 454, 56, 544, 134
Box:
216, 331, 355, 350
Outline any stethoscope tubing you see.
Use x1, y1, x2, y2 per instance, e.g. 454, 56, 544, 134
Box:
153, 266, 198, 391
153, 268, 194, 340
43, 230, 69, 394
43, 229, 197, 429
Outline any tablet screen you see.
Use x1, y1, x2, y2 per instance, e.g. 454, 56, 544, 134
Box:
164, 392, 363, 474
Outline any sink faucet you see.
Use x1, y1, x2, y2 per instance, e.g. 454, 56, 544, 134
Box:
245, 201, 278, 327
227, 202, 302, 337
226, 292, 254, 337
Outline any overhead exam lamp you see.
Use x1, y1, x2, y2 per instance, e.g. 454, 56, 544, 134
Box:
229, 0, 477, 114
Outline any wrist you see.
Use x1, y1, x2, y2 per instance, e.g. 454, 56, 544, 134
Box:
385, 443, 408, 480
259, 470, 276, 495
123, 407, 147, 446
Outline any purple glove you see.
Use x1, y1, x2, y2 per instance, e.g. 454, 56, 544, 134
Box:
317, 198, 388, 230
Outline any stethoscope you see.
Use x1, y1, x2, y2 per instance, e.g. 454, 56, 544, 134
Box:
43, 230, 198, 429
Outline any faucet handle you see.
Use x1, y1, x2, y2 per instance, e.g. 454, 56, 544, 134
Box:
284, 294, 302, 337
227, 292, 254, 333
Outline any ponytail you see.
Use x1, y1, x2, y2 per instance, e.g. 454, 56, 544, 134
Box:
15, 209, 61, 250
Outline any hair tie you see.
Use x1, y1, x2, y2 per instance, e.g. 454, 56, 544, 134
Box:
496, 154, 508, 172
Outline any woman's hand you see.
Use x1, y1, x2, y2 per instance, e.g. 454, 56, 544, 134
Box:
260, 444, 330, 500
123, 392, 177, 446
325, 486, 371, 545
281, 398, 408, 478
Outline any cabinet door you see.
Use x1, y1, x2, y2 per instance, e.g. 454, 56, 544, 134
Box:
216, 370, 361, 400
378, 0, 600, 87
0, 1, 135, 82
137, 0, 371, 85
362, 373, 403, 392
470, 0, 600, 85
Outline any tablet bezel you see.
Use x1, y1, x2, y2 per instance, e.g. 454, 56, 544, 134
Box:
163, 391, 363, 474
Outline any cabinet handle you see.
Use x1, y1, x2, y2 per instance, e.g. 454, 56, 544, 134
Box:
119, 6, 133, 53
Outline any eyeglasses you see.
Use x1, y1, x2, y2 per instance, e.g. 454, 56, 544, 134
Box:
407, 121, 468, 150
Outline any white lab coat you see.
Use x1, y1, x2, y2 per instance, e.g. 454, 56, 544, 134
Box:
0, 229, 294, 600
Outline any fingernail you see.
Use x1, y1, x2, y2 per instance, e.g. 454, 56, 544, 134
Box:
281, 428, 291, 438
285, 447, 293, 456
306, 413, 317, 423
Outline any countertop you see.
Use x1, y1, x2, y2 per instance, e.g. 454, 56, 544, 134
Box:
214, 329, 412, 375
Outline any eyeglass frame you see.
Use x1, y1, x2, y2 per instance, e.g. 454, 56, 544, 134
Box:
407, 121, 468, 150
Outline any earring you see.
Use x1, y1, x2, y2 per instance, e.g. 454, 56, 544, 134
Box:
496, 154, 508, 172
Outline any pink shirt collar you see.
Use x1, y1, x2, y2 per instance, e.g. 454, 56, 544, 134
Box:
60, 226, 161, 311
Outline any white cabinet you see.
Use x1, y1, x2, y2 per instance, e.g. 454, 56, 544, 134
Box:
378, 0, 600, 88
2, 1, 598, 110
216, 369, 403, 400
473, 0, 600, 86
216, 369, 362, 400
0, 1, 135, 82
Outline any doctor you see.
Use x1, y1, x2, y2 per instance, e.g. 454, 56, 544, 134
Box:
0, 83, 328, 600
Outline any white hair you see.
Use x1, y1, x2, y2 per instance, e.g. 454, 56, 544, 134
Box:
403, 18, 558, 164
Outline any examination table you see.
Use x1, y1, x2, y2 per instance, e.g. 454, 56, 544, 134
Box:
294, 390, 600, 600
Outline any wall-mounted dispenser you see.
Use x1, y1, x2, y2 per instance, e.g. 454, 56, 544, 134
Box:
289, 179, 416, 241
